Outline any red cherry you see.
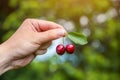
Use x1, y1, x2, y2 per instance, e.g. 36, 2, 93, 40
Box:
66, 44, 75, 54
56, 44, 65, 55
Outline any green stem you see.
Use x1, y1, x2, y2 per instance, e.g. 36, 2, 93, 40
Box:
62, 37, 64, 45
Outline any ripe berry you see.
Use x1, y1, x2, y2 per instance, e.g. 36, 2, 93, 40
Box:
56, 44, 65, 55
66, 44, 75, 54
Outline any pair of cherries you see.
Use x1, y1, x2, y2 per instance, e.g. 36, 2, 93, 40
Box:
56, 44, 75, 55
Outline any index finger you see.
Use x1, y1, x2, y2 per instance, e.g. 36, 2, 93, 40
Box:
29, 19, 64, 31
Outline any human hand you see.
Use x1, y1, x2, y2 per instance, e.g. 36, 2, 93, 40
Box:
0, 19, 66, 75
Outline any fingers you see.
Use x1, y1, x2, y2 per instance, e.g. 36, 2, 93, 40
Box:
22, 19, 67, 44
37, 29, 66, 43
35, 49, 47, 55
40, 41, 52, 49
25, 19, 65, 31
34, 41, 51, 55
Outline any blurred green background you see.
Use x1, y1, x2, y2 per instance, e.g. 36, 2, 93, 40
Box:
0, 0, 120, 80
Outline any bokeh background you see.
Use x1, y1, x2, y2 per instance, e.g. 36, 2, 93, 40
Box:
0, 0, 120, 80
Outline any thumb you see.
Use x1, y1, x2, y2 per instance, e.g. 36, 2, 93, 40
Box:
37, 29, 67, 43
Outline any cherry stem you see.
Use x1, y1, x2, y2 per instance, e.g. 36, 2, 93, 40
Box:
62, 37, 64, 45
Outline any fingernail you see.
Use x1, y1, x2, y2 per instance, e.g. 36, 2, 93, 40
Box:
57, 29, 66, 37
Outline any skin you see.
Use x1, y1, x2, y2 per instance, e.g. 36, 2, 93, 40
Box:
0, 19, 67, 75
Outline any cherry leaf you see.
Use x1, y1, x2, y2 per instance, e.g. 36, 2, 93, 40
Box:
68, 32, 88, 45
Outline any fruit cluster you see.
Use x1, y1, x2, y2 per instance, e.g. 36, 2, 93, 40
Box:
55, 31, 88, 55
56, 44, 75, 55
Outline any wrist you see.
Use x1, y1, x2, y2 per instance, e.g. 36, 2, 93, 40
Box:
0, 43, 12, 75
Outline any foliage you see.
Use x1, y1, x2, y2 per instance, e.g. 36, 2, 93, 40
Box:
68, 32, 88, 45
0, 0, 120, 80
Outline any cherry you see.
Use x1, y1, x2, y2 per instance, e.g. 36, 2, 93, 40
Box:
56, 44, 65, 55
66, 44, 75, 54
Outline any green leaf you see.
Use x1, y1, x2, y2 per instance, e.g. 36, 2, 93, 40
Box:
68, 32, 88, 45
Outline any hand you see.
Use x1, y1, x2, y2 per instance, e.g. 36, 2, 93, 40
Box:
0, 19, 67, 75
